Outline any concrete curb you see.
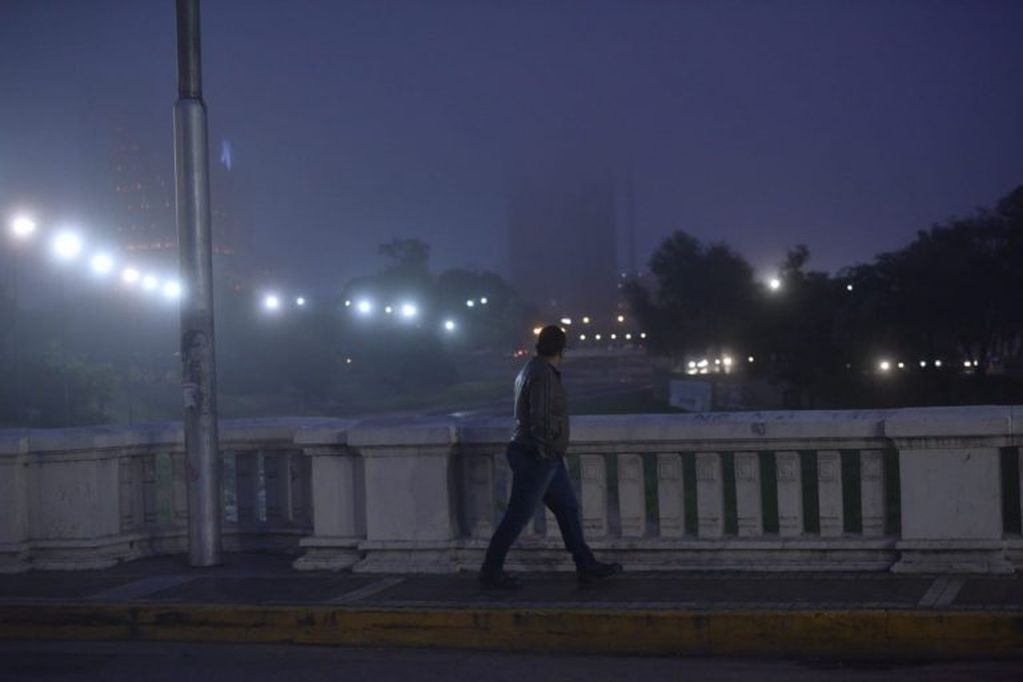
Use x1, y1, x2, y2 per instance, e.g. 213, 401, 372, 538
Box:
2, 603, 1022, 659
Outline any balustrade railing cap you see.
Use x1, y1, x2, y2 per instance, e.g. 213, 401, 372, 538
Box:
348, 417, 459, 449
567, 410, 890, 445
0, 432, 30, 456
22, 422, 185, 454
218, 417, 345, 447
883, 405, 1014, 440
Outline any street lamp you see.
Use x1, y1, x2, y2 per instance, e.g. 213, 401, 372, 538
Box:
90, 252, 115, 276
10, 214, 36, 240
52, 230, 83, 261
263, 293, 281, 311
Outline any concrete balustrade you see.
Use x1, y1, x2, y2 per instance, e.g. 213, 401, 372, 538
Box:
1, 407, 1021, 574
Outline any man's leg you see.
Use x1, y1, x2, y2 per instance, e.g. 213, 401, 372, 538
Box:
542, 456, 595, 568
481, 444, 557, 577
544, 456, 622, 582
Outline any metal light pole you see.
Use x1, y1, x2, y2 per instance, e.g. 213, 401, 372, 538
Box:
174, 0, 221, 566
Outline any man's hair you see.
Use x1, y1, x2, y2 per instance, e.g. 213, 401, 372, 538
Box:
536, 325, 567, 357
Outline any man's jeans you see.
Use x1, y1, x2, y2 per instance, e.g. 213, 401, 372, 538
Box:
481, 442, 595, 572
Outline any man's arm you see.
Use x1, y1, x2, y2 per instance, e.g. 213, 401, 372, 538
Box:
526, 368, 555, 458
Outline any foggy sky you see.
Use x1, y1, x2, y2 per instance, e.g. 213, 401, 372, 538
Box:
2, 0, 1022, 295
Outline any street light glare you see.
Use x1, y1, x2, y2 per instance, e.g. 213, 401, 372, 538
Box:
10, 215, 36, 239
163, 281, 182, 300
52, 230, 83, 261
90, 252, 114, 276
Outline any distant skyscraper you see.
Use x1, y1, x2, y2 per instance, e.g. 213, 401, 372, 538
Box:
507, 169, 618, 314
110, 127, 176, 260
110, 129, 243, 267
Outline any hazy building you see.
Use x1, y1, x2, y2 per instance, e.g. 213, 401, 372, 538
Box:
110, 130, 245, 280
508, 170, 619, 315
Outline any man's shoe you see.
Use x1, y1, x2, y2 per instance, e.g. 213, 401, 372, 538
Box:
478, 569, 522, 590
577, 561, 623, 584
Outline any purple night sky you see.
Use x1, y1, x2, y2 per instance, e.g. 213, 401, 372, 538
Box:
2, 0, 1021, 292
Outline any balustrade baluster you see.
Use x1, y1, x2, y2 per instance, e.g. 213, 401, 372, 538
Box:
734, 451, 762, 537
656, 453, 685, 538
695, 452, 724, 537
142, 454, 157, 526
171, 452, 188, 526
817, 450, 843, 536
859, 450, 886, 536
618, 453, 645, 537
775, 451, 803, 537
235, 451, 258, 528
264, 451, 284, 522
580, 454, 607, 537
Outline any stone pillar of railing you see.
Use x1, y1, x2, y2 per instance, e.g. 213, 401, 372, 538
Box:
0, 434, 30, 573
20, 429, 137, 569
734, 451, 762, 537
656, 453, 685, 538
888, 407, 1014, 574
293, 424, 364, 570
695, 452, 724, 537
618, 453, 646, 537
350, 420, 460, 573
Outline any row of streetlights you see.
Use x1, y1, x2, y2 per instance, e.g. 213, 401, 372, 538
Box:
6, 212, 183, 302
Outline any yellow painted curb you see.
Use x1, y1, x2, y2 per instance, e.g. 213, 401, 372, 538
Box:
1, 603, 1021, 659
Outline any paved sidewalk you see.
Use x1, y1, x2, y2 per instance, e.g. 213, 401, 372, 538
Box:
2, 553, 1022, 659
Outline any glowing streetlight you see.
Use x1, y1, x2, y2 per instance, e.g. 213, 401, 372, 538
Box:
163, 280, 182, 300
122, 267, 141, 285
10, 215, 36, 239
89, 252, 115, 276
263, 294, 280, 311
52, 230, 83, 261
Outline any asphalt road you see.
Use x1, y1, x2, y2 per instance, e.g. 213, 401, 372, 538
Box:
1, 641, 1019, 682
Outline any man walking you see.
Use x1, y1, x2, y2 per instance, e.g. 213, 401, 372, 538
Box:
479, 325, 623, 589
